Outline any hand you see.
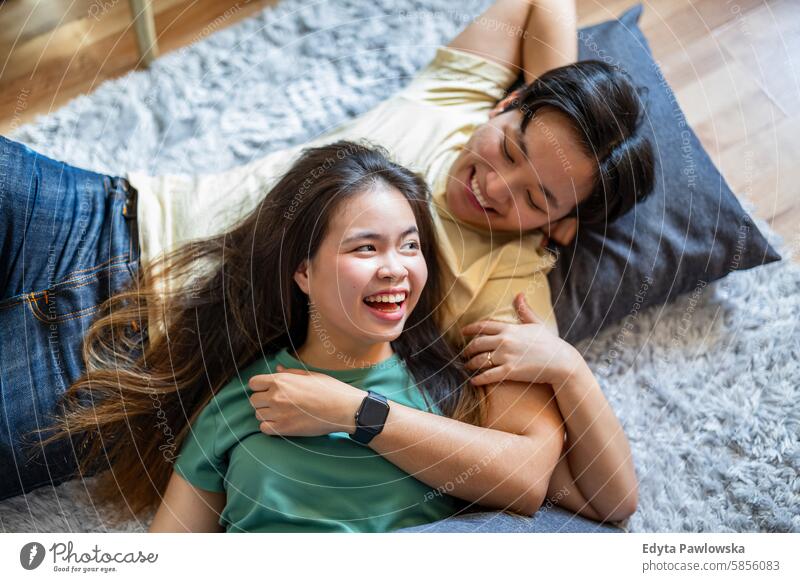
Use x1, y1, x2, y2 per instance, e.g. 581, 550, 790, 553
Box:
460, 293, 585, 388
542, 216, 578, 247
488, 88, 524, 119
248, 365, 365, 437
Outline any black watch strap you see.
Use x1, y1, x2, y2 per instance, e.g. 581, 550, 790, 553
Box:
350, 390, 389, 445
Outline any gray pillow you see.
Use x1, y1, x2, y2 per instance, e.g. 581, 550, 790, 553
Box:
546, 4, 781, 344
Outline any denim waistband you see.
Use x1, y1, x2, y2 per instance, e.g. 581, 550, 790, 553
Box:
105, 175, 140, 268
103, 175, 136, 217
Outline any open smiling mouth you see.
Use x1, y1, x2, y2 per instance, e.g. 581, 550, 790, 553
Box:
466, 166, 496, 214
363, 291, 407, 319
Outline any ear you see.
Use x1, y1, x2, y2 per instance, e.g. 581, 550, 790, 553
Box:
546, 216, 578, 246
293, 259, 311, 295
489, 88, 523, 119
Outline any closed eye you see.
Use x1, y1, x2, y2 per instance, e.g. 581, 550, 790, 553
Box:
504, 132, 543, 212
526, 190, 544, 212
502, 133, 514, 163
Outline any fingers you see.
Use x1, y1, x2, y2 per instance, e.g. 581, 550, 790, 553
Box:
259, 420, 280, 435
514, 293, 542, 325
254, 407, 273, 422
275, 365, 309, 375
248, 366, 309, 392
248, 375, 274, 392
539, 233, 550, 248
488, 89, 523, 119
464, 353, 496, 372
549, 217, 578, 246
468, 365, 509, 386
249, 388, 271, 403
462, 334, 501, 359
460, 319, 506, 338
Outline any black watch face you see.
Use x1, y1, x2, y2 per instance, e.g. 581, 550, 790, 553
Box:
358, 396, 388, 427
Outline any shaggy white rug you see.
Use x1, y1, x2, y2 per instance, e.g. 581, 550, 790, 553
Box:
2, 0, 797, 532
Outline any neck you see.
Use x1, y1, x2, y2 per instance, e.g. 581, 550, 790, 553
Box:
294, 336, 393, 371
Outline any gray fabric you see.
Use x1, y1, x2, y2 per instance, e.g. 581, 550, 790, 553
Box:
547, 4, 782, 344
397, 507, 624, 533
3, 0, 797, 533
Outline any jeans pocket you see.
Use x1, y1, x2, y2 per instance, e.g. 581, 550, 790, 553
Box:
25, 256, 134, 325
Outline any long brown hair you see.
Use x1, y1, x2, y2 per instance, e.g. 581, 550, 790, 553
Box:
38, 140, 486, 518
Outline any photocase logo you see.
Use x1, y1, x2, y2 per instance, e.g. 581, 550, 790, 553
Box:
20, 542, 46, 570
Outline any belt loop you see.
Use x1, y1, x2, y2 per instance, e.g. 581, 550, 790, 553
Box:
121, 179, 137, 220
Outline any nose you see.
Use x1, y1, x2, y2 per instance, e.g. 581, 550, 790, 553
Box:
377, 251, 407, 280
484, 169, 514, 213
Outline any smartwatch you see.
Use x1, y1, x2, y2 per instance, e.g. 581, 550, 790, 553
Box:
350, 390, 390, 445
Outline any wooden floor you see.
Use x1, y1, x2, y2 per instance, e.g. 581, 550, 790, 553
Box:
1, 0, 797, 261
0, 0, 277, 133
578, 0, 799, 262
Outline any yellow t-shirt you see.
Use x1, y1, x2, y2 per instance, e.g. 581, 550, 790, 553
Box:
127, 47, 558, 345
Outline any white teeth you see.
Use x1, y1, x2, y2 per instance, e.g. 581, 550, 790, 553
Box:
470, 174, 492, 209
365, 292, 406, 303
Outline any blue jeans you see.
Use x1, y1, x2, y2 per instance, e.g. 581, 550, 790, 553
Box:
0, 136, 139, 500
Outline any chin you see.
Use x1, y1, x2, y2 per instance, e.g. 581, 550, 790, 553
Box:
365, 327, 404, 344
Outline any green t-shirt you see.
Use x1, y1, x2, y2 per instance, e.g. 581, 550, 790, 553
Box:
174, 347, 466, 532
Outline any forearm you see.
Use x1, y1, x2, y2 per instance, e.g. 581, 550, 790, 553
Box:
447, 0, 532, 72
521, 0, 577, 82
552, 364, 638, 520
149, 472, 226, 533
362, 399, 563, 516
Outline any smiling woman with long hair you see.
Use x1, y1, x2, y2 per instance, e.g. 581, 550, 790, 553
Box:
37, 140, 573, 531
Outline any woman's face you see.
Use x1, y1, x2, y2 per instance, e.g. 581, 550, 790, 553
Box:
445, 106, 596, 233
294, 183, 428, 349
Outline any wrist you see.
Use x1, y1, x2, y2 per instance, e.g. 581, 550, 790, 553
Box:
338, 387, 365, 434
552, 344, 590, 389
348, 390, 391, 446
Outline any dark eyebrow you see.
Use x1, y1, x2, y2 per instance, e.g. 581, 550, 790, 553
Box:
516, 123, 559, 210
341, 226, 419, 245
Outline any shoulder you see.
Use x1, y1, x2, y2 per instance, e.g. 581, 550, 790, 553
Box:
489, 233, 557, 279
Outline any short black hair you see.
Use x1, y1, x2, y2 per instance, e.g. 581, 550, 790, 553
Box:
502, 60, 655, 227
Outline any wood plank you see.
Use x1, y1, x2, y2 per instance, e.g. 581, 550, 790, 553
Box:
717, 113, 800, 227
675, 60, 785, 154
713, 0, 800, 116
656, 30, 732, 91
626, 0, 763, 63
